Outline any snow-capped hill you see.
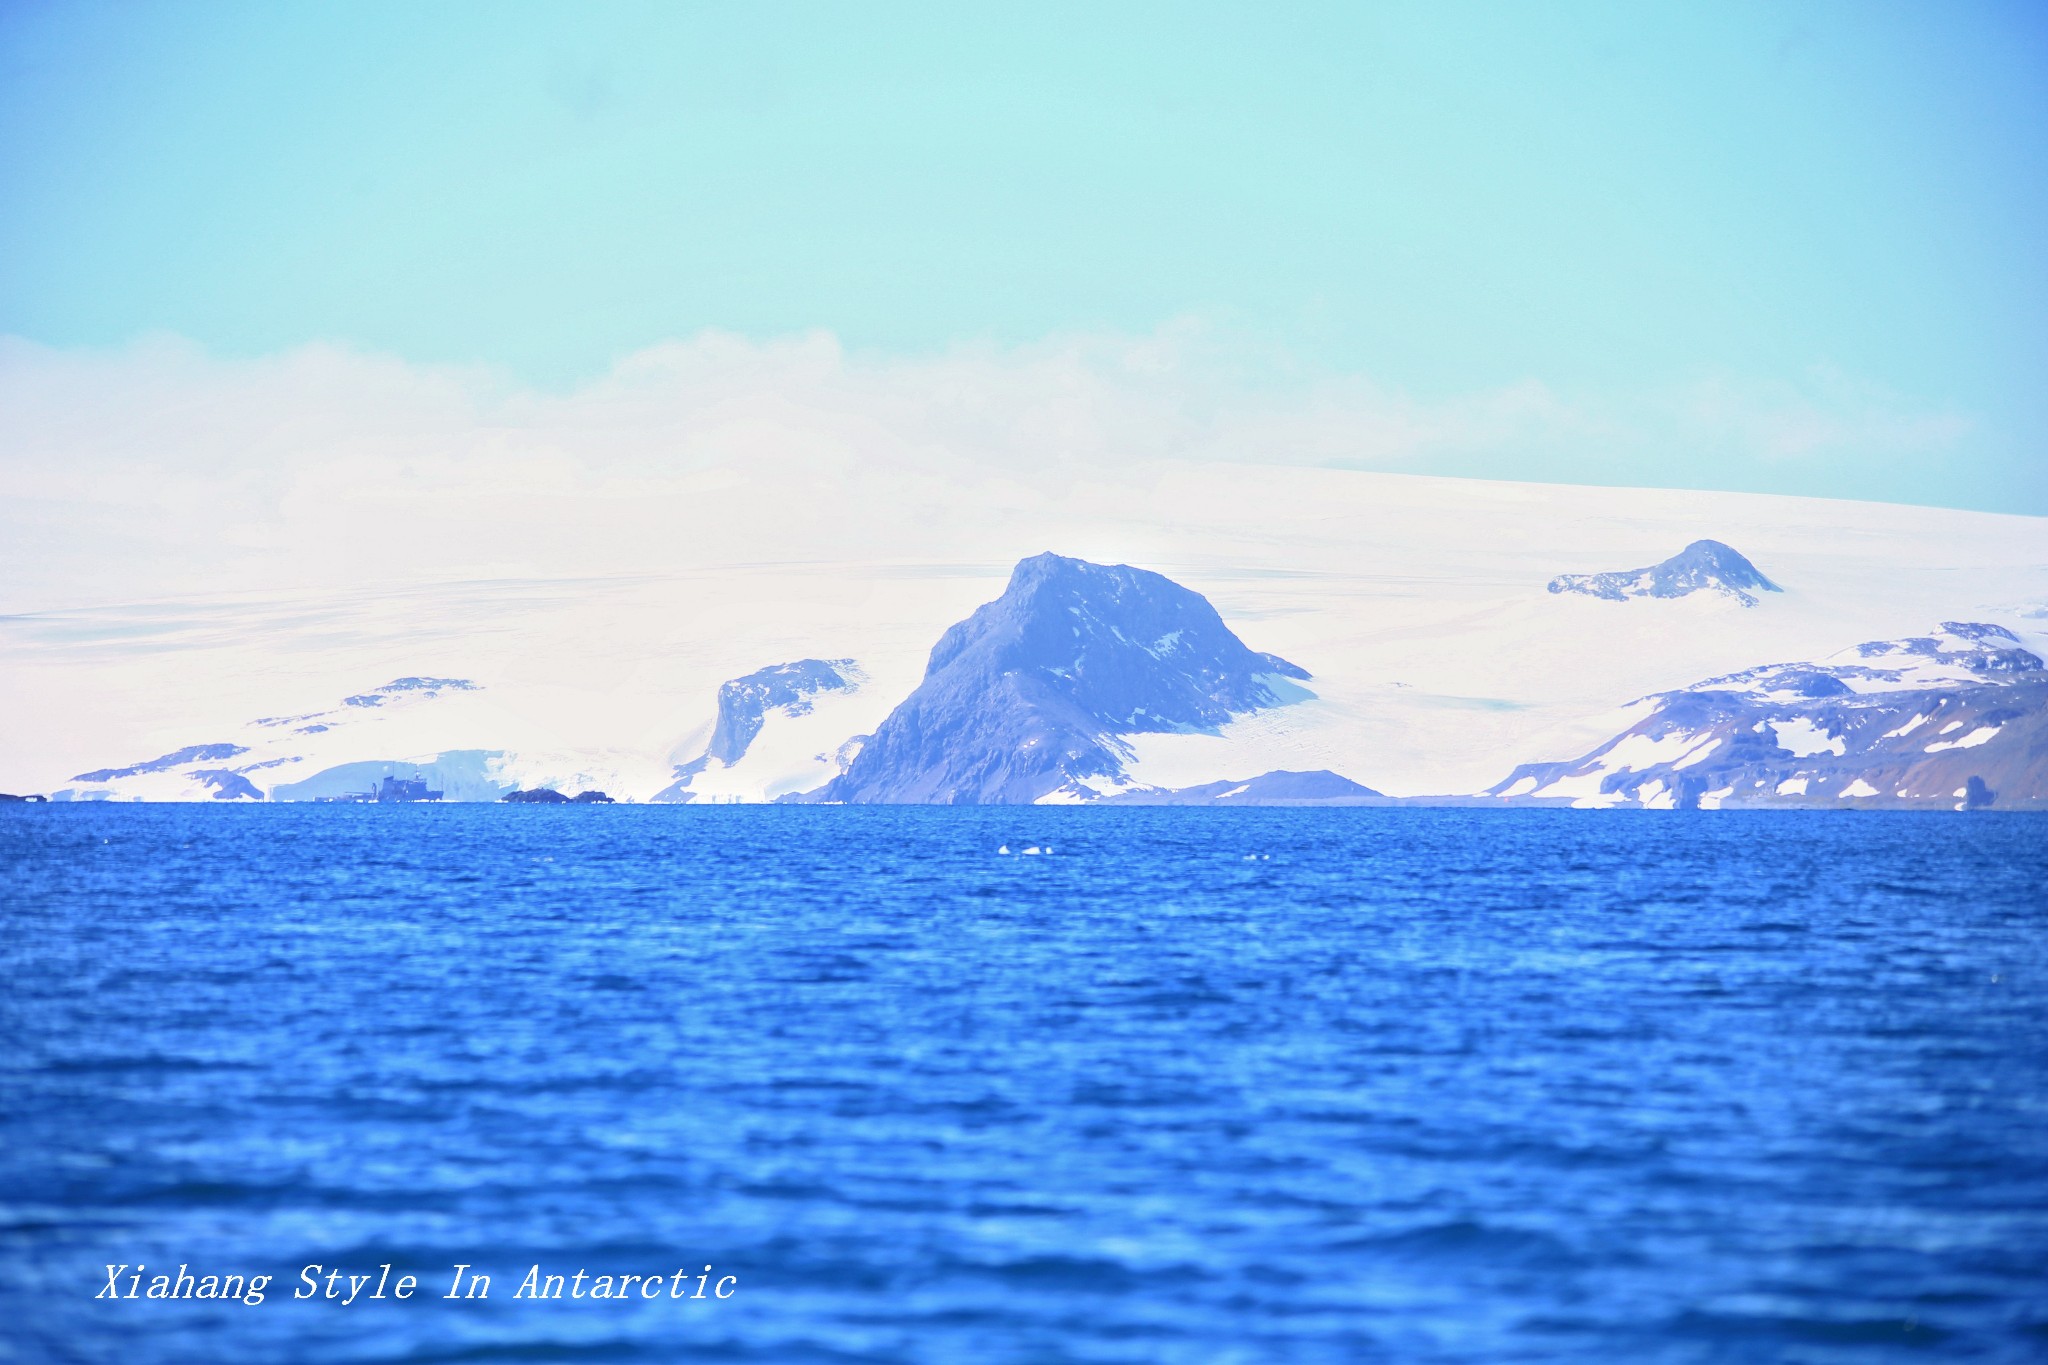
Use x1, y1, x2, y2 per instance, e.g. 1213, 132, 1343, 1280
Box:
67, 742, 266, 801
1489, 622, 2047, 809
705, 659, 861, 764
1548, 539, 1782, 606
812, 553, 1312, 803
270, 750, 512, 802
73, 742, 250, 782
1695, 621, 2041, 697
1099, 769, 1386, 805
57, 677, 495, 801
655, 658, 876, 802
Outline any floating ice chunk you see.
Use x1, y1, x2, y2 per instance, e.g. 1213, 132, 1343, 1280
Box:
1022, 846, 1043, 855
997, 845, 1010, 855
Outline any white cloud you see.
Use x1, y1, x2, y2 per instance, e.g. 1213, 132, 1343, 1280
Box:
0, 327, 1973, 611
1674, 366, 1973, 461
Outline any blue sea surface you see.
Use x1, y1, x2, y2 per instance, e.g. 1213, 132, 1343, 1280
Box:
3, 806, 2046, 1364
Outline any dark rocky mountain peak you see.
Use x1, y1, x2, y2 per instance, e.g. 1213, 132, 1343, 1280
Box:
813, 553, 1312, 804
1549, 539, 1782, 607
921, 553, 1307, 724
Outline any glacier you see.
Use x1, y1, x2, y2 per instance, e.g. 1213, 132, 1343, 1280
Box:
6, 466, 2047, 808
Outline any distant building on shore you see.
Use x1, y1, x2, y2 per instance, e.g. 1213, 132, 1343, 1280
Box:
318, 773, 443, 803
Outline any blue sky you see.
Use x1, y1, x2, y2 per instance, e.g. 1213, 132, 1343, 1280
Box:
3, 0, 2046, 512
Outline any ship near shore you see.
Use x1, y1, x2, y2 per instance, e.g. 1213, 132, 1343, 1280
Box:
316, 774, 443, 803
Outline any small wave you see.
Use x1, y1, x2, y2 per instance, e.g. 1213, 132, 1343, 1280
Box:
1336, 1219, 1580, 1269
1668, 1307, 1952, 1348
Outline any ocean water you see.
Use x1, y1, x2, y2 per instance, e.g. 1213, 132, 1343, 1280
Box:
3, 806, 2046, 1365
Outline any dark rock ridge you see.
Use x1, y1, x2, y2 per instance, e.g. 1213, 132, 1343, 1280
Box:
1489, 622, 2047, 809
342, 677, 480, 708
73, 743, 249, 782
1549, 539, 1782, 607
1101, 769, 1387, 805
503, 788, 615, 804
811, 553, 1313, 804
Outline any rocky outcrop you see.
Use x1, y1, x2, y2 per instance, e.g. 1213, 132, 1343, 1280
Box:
811, 553, 1312, 804
653, 658, 867, 802
340, 677, 480, 709
704, 659, 860, 765
190, 769, 264, 801
1549, 539, 1782, 606
1489, 622, 2047, 809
